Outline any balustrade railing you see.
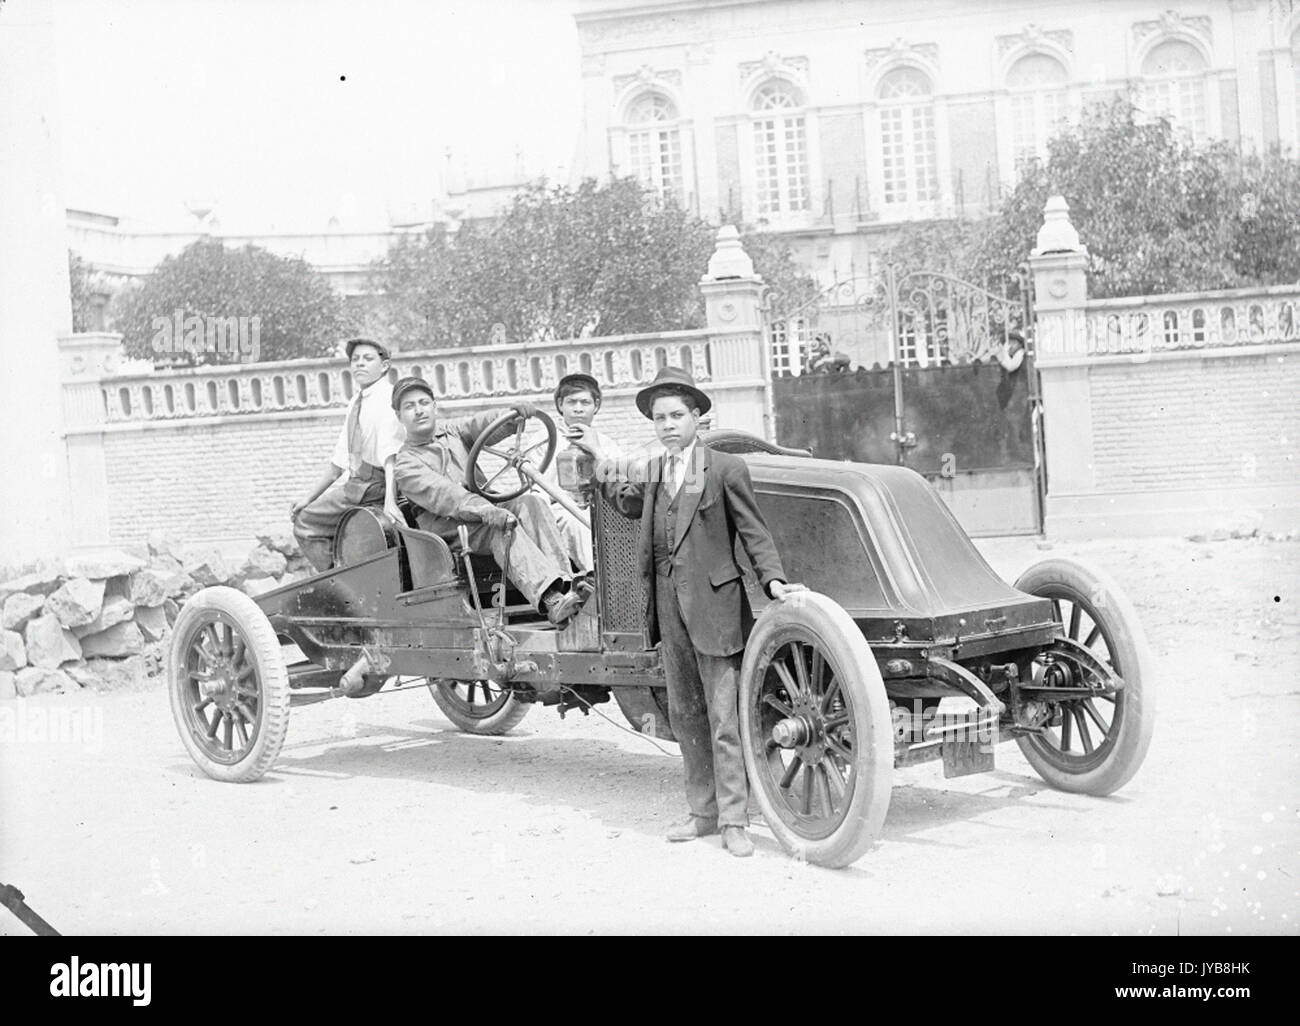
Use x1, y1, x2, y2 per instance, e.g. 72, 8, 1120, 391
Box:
97, 331, 717, 424
1081, 285, 1300, 357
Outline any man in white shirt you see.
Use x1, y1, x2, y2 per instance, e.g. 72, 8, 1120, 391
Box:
291, 337, 407, 571
544, 373, 626, 571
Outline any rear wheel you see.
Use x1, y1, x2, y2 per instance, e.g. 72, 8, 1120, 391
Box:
739, 592, 892, 868
1013, 558, 1155, 796
168, 587, 290, 782
612, 685, 676, 741
430, 679, 530, 734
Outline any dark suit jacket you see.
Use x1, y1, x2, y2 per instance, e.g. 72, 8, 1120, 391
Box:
601, 443, 786, 657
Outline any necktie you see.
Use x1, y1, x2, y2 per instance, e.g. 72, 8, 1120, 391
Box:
667, 454, 682, 498
345, 392, 363, 475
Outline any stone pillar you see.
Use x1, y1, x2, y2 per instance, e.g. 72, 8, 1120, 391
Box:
698, 226, 770, 438
60, 333, 125, 549
1028, 196, 1093, 530
0, 0, 73, 564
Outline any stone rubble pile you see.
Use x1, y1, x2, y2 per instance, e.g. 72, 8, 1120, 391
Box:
0, 529, 312, 699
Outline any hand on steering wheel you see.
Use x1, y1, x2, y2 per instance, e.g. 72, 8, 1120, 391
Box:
464, 407, 558, 503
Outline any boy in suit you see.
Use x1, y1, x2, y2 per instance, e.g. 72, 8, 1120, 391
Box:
583, 367, 805, 857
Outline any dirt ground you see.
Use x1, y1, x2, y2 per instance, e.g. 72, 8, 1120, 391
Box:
1, 534, 1296, 935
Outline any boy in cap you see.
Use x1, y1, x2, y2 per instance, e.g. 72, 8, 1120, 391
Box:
291, 337, 406, 571
391, 376, 591, 627
579, 367, 806, 857
545, 372, 626, 571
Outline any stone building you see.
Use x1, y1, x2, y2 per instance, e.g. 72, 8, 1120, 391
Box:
573, 0, 1300, 284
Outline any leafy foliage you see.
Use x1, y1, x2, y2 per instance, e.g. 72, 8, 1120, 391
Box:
882, 100, 1300, 300
68, 250, 95, 332
114, 240, 354, 365
370, 177, 817, 348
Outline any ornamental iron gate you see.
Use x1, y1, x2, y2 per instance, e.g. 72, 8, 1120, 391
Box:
765, 266, 1044, 536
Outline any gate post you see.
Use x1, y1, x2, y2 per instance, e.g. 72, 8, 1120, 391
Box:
1027, 195, 1093, 532
699, 226, 771, 438
60, 332, 124, 549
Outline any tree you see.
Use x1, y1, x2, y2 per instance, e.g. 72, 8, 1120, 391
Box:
371, 177, 817, 349
68, 250, 96, 332
880, 99, 1300, 300
114, 239, 355, 365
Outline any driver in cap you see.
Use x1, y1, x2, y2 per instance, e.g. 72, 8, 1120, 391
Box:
391, 376, 592, 626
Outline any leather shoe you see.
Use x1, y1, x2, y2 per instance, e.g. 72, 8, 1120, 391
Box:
666, 817, 718, 842
542, 585, 591, 626
721, 826, 755, 858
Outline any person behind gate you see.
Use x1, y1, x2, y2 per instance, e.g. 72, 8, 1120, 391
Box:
291, 337, 406, 571
581, 366, 806, 858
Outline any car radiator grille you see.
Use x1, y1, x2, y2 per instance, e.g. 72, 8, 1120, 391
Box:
593, 489, 645, 634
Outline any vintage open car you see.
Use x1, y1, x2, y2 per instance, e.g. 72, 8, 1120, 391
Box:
167, 409, 1155, 868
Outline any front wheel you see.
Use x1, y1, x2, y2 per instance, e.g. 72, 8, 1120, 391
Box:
168, 587, 290, 782
739, 592, 893, 868
430, 679, 531, 735
1013, 558, 1156, 796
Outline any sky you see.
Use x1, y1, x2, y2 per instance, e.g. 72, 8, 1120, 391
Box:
50, 0, 584, 232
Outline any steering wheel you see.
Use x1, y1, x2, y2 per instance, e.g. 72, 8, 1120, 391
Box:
464, 408, 558, 502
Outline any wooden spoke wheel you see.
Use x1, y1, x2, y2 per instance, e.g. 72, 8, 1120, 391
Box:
168, 587, 290, 782
465, 409, 557, 503
430, 679, 531, 735
1013, 558, 1156, 796
739, 592, 892, 868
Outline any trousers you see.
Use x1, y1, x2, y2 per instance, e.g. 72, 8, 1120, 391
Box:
655, 572, 748, 828
553, 503, 593, 571
293, 471, 386, 572
424, 494, 571, 610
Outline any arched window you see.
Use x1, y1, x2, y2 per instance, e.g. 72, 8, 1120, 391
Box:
1141, 40, 1208, 144
1007, 53, 1069, 171
751, 79, 810, 215
877, 67, 938, 208
626, 92, 683, 203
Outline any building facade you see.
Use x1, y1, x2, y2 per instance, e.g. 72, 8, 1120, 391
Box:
574, 0, 1300, 286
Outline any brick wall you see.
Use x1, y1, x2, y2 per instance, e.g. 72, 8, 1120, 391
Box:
98, 390, 667, 546
1089, 350, 1299, 492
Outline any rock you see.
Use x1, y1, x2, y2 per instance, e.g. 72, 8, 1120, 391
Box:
257, 529, 299, 557
0, 670, 15, 699
78, 620, 145, 659
0, 566, 65, 599
285, 553, 314, 575
66, 655, 146, 692
24, 613, 82, 668
183, 550, 231, 586
242, 545, 287, 580
240, 576, 278, 597
65, 550, 146, 580
2, 592, 45, 631
147, 529, 183, 561
276, 570, 306, 589
0, 629, 27, 671
163, 598, 180, 626
15, 666, 78, 696
45, 578, 107, 628
134, 604, 169, 642
72, 595, 134, 638
141, 641, 167, 679
148, 553, 185, 576
130, 567, 187, 606
1187, 532, 1208, 543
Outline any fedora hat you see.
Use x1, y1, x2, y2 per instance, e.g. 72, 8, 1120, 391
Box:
635, 366, 712, 419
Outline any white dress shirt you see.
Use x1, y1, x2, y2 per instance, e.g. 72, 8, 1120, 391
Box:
665, 439, 697, 498
330, 376, 406, 474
